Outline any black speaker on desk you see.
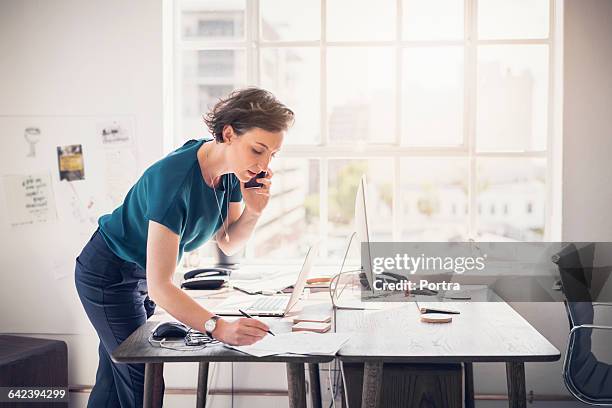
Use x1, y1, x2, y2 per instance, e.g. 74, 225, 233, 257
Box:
0, 335, 68, 408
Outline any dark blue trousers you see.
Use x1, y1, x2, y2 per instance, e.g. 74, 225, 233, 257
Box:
75, 229, 162, 408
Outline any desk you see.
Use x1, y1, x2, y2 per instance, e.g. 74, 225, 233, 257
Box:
335, 301, 561, 408
112, 320, 333, 408
112, 283, 560, 408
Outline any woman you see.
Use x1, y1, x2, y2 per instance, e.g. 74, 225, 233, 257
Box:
75, 87, 294, 407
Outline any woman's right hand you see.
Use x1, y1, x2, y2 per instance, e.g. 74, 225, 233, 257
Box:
212, 317, 270, 346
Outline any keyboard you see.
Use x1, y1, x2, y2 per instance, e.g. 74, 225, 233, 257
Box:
248, 296, 288, 312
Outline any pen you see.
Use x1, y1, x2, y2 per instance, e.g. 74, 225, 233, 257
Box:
238, 309, 275, 336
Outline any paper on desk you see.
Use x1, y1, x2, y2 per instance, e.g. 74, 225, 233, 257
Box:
226, 332, 351, 357
231, 272, 297, 294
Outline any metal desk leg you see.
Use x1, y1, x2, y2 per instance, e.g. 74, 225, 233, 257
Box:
308, 363, 322, 408
506, 362, 526, 408
196, 362, 209, 408
464, 363, 475, 408
143, 362, 164, 408
286, 362, 307, 408
361, 361, 383, 408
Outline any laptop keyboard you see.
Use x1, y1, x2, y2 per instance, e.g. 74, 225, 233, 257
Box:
248, 296, 288, 312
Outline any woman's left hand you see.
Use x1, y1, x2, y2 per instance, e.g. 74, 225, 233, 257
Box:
241, 168, 273, 217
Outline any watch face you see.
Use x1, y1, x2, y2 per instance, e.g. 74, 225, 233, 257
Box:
205, 318, 216, 333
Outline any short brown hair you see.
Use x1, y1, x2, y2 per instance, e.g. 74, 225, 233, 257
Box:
204, 87, 294, 143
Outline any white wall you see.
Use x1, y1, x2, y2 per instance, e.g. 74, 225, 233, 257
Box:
562, 0, 612, 241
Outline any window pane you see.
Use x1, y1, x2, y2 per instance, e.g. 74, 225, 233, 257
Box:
327, 0, 396, 41
400, 158, 468, 241
260, 48, 320, 144
478, 0, 549, 40
181, 0, 246, 41
249, 159, 320, 259
476, 45, 548, 152
327, 48, 395, 144
180, 50, 246, 145
260, 0, 320, 41
328, 159, 393, 260
476, 158, 546, 241
402, 0, 464, 40
402, 47, 464, 146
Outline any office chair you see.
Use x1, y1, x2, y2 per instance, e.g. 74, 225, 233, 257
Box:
553, 243, 612, 405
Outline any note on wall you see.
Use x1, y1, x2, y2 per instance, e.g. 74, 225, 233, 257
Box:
54, 179, 99, 228
97, 118, 134, 147
23, 126, 42, 158
2, 173, 57, 227
105, 148, 138, 206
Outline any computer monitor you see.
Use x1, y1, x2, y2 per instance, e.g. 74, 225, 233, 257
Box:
355, 175, 374, 292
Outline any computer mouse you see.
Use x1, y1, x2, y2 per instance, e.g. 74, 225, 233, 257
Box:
151, 322, 190, 340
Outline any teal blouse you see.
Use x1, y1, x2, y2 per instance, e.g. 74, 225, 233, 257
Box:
98, 139, 242, 269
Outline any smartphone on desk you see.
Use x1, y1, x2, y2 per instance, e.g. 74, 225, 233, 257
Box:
244, 171, 267, 189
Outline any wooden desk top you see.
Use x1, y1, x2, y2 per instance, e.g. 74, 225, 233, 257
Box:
112, 285, 559, 365
335, 301, 561, 363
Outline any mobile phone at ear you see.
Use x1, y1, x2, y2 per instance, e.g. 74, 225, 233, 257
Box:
245, 171, 267, 189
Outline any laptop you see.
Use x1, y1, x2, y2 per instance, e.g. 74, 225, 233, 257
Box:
213, 244, 318, 317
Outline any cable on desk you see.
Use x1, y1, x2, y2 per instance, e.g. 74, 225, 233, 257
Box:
147, 329, 220, 351
328, 232, 369, 309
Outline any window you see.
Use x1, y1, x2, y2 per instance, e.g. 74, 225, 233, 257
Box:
169, 0, 558, 263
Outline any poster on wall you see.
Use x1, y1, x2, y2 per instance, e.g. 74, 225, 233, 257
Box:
57, 144, 85, 181
2, 173, 58, 227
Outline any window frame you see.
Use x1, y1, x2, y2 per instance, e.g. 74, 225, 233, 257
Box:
164, 0, 562, 264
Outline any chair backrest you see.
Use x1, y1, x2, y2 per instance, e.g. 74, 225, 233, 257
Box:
553, 243, 595, 327
553, 243, 612, 405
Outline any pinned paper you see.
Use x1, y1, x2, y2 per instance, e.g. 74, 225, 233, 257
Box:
57, 144, 85, 181
2, 173, 57, 227
97, 119, 133, 147
23, 126, 41, 158
105, 148, 138, 206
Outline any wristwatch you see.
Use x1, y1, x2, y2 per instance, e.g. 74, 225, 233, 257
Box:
204, 315, 221, 336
